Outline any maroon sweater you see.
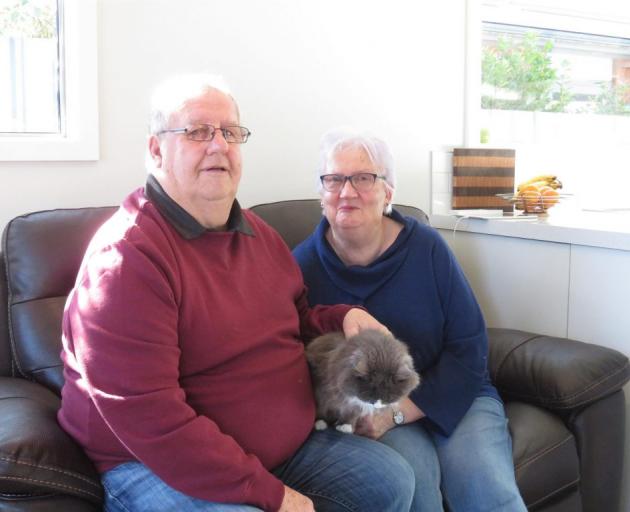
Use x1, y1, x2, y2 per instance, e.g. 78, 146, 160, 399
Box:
58, 187, 350, 511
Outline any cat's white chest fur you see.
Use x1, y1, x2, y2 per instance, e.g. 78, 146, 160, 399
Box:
348, 396, 391, 415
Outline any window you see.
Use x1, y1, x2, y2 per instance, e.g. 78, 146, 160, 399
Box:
466, 0, 630, 210
0, 0, 97, 160
0, 0, 61, 133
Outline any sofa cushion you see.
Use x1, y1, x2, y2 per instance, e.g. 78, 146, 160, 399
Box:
0, 377, 103, 504
2, 207, 116, 394
507, 401, 579, 509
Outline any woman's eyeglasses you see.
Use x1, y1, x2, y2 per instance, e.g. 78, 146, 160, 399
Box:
319, 173, 386, 193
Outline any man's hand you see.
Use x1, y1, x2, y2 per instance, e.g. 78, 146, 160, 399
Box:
342, 308, 390, 338
279, 486, 315, 512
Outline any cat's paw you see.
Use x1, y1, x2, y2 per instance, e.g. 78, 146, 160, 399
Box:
335, 423, 354, 434
314, 419, 328, 430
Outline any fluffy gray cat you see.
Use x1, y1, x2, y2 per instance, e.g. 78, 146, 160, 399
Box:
305, 329, 421, 433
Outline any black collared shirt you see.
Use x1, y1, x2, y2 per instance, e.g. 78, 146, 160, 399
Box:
145, 174, 254, 240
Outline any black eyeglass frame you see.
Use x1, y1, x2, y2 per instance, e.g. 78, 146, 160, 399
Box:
156, 124, 251, 143
319, 172, 387, 192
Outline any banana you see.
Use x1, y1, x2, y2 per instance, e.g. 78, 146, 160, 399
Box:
549, 178, 562, 190
517, 175, 562, 191
518, 180, 550, 192
518, 174, 556, 187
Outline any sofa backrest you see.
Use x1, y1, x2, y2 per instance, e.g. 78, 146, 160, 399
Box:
1, 199, 428, 393
249, 199, 429, 250
0, 253, 11, 377
2, 206, 117, 394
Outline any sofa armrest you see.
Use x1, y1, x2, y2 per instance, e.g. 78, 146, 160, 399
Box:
488, 328, 630, 411
0, 377, 103, 504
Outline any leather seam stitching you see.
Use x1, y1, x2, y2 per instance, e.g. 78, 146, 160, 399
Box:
492, 334, 539, 382
2, 223, 25, 378
0, 475, 101, 500
30, 364, 64, 374
0, 456, 101, 489
8, 294, 68, 307
515, 434, 574, 470
503, 362, 630, 408
525, 477, 580, 508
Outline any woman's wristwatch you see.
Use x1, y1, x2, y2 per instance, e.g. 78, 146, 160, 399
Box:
392, 407, 405, 426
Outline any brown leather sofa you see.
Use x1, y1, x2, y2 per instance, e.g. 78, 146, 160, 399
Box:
1, 200, 628, 512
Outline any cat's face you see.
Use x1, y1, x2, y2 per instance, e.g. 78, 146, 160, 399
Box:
340, 332, 420, 406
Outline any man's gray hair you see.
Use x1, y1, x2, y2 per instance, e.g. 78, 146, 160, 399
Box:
148, 73, 238, 135
317, 127, 396, 213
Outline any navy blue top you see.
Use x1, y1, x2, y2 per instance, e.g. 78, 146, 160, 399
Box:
293, 209, 500, 436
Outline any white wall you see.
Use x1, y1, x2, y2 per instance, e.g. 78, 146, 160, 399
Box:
0, 0, 467, 228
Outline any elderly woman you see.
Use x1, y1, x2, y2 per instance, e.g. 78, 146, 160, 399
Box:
292, 128, 527, 512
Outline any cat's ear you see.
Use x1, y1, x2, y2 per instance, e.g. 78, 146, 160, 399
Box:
402, 354, 416, 372
400, 354, 421, 387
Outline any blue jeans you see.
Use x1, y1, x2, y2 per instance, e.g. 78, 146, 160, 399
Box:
102, 428, 414, 512
379, 396, 527, 512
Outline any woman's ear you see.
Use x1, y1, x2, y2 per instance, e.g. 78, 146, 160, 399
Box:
148, 135, 163, 168
385, 185, 394, 206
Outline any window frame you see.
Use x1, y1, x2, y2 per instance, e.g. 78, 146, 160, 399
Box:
0, 0, 98, 161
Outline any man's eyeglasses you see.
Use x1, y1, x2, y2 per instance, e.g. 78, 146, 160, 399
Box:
157, 124, 251, 144
319, 173, 386, 193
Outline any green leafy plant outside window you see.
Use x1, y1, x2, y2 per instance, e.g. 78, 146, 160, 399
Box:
0, 0, 56, 39
482, 33, 571, 112
482, 32, 629, 116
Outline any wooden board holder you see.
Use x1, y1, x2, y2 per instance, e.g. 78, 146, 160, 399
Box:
452, 148, 515, 212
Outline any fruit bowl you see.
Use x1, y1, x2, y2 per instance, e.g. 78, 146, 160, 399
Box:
496, 192, 572, 214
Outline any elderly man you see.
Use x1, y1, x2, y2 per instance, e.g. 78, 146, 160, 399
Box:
58, 74, 414, 512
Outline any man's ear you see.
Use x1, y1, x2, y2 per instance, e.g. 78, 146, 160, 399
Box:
148, 135, 163, 168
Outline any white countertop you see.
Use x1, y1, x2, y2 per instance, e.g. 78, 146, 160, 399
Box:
430, 209, 630, 252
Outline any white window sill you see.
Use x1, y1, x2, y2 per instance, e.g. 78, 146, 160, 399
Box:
430, 209, 630, 252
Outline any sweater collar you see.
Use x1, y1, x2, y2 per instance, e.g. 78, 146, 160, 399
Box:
314, 209, 415, 300
145, 174, 253, 240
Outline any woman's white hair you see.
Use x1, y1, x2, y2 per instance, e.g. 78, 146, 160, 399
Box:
317, 127, 396, 214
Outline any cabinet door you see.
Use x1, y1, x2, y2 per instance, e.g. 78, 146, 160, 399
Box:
438, 229, 570, 337
568, 245, 630, 354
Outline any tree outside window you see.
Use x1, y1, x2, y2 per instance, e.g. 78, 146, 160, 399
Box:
482, 29, 630, 117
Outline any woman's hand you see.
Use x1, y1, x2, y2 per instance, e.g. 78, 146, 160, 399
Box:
354, 410, 396, 440
279, 486, 315, 512
342, 308, 390, 338
355, 398, 426, 440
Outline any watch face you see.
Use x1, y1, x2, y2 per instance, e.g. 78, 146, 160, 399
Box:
393, 410, 404, 425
